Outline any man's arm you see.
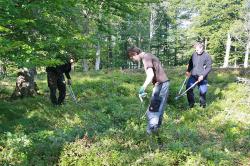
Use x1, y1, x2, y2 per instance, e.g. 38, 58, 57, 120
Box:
202, 54, 212, 77
142, 68, 154, 90
186, 55, 193, 77
63, 63, 72, 85
187, 56, 193, 72
65, 72, 71, 79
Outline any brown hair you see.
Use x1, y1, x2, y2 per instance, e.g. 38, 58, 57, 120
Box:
127, 46, 142, 57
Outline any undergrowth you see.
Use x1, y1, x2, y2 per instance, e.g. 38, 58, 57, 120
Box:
0, 68, 249, 165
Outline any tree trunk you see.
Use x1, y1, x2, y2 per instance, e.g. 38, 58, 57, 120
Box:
82, 13, 89, 72
149, 4, 156, 51
223, 32, 231, 68
174, 30, 178, 65
0, 63, 6, 77
120, 21, 129, 69
204, 38, 208, 51
71, 63, 75, 72
11, 68, 39, 99
82, 59, 89, 72
244, 40, 250, 68
107, 35, 113, 68
95, 42, 101, 71
137, 31, 142, 69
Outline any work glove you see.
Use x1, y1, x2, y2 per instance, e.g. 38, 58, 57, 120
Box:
67, 79, 72, 85
138, 86, 145, 95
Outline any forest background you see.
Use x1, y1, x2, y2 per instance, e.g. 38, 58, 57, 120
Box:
0, 0, 250, 165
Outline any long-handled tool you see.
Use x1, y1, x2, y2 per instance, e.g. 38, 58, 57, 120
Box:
175, 81, 199, 100
178, 77, 188, 95
68, 85, 78, 103
139, 92, 147, 102
138, 92, 147, 119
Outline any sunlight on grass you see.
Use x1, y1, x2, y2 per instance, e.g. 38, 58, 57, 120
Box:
0, 69, 249, 165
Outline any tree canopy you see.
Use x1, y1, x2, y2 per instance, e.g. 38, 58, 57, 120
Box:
0, 0, 249, 69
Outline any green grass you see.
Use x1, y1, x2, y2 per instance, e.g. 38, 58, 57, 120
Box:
0, 68, 249, 166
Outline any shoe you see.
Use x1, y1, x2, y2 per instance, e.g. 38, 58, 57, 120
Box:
52, 102, 58, 106
200, 104, 206, 108
189, 104, 194, 108
157, 137, 164, 149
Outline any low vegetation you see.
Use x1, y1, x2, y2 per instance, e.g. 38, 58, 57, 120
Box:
0, 68, 249, 165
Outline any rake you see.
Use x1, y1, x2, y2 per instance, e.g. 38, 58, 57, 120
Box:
175, 81, 199, 100
68, 85, 78, 104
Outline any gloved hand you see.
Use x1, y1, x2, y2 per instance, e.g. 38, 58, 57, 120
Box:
67, 79, 72, 85
138, 86, 145, 95
185, 71, 191, 77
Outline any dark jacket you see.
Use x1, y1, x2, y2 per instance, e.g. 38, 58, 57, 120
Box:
46, 63, 71, 79
187, 51, 212, 79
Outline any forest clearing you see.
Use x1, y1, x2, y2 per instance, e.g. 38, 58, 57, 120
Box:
1, 0, 250, 165
0, 68, 249, 165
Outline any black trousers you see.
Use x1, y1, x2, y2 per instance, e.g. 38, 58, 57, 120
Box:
47, 72, 66, 105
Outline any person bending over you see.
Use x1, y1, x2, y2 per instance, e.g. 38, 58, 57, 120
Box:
127, 46, 170, 145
